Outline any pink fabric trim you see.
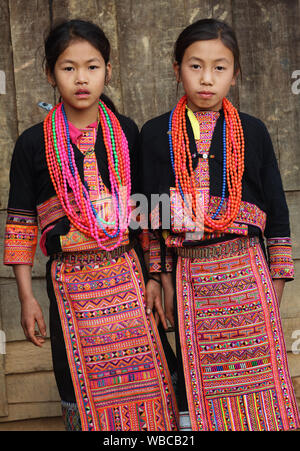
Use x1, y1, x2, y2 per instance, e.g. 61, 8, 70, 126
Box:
39, 225, 55, 256
68, 120, 98, 145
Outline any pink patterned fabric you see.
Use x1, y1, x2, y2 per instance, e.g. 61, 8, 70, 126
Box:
176, 236, 300, 430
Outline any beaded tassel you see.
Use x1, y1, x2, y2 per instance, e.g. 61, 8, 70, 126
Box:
44, 100, 131, 251
169, 95, 244, 232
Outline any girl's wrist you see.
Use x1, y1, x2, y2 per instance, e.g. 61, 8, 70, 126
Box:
148, 275, 162, 286
19, 292, 36, 305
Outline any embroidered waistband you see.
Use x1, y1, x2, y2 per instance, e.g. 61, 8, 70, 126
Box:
175, 236, 259, 260
52, 241, 136, 264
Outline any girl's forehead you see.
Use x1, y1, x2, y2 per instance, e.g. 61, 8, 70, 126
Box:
183, 39, 234, 62
57, 39, 105, 62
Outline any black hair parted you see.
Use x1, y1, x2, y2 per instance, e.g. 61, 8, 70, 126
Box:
174, 18, 242, 78
44, 19, 116, 111
44, 19, 110, 74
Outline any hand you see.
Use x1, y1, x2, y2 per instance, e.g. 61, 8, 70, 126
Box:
161, 273, 175, 328
145, 276, 168, 330
272, 279, 285, 306
20, 296, 47, 347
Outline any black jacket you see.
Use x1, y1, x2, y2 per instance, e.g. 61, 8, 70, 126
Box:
140, 109, 290, 239
4, 112, 139, 261
8, 113, 139, 216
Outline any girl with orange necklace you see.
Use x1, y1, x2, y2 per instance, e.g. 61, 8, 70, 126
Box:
140, 18, 300, 431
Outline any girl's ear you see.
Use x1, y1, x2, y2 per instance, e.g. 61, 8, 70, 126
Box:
46, 67, 56, 88
231, 69, 240, 86
105, 62, 112, 85
173, 61, 181, 83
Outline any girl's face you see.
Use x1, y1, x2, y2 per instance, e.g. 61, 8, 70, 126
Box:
47, 39, 111, 121
174, 38, 237, 112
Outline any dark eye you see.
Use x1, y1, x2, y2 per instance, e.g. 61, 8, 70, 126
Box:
89, 65, 99, 70
216, 66, 225, 71
63, 66, 74, 72
192, 64, 201, 70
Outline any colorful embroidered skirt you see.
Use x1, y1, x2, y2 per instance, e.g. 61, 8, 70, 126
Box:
176, 236, 300, 431
49, 248, 178, 431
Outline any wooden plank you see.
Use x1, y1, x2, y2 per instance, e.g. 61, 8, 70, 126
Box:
0, 5, 10, 410
286, 191, 300, 259
0, 279, 50, 342
0, 370, 8, 418
0, 401, 61, 423
0, 282, 8, 416
281, 259, 300, 319
287, 352, 300, 378
0, 416, 64, 431
0, 0, 18, 210
116, 0, 186, 128
9, 0, 54, 134
282, 317, 300, 352
184, 0, 232, 25
292, 376, 300, 409
5, 340, 53, 374
6, 372, 60, 404
232, 0, 300, 190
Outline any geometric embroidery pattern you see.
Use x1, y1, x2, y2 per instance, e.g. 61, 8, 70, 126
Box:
4, 209, 38, 265
176, 236, 300, 431
52, 249, 178, 431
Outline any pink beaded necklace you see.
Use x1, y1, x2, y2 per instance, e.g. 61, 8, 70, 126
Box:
43, 100, 132, 251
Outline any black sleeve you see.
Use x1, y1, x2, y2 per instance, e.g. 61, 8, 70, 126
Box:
128, 119, 140, 195
259, 122, 294, 280
7, 130, 37, 212
260, 123, 290, 239
4, 129, 38, 265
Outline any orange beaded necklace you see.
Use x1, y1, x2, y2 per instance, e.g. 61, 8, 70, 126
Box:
169, 95, 244, 232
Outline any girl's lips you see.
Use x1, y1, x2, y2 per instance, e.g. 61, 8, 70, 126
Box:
75, 90, 90, 98
198, 91, 214, 98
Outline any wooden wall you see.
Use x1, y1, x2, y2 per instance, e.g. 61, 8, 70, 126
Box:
0, 0, 299, 430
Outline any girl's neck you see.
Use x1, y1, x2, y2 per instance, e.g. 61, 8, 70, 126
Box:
63, 103, 99, 129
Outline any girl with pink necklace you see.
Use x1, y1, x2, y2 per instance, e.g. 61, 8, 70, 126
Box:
3, 19, 178, 431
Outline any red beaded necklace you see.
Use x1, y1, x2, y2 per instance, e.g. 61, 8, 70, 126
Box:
170, 95, 244, 232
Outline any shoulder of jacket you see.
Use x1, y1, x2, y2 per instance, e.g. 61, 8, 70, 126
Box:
116, 113, 139, 134
238, 111, 268, 135
140, 111, 171, 135
18, 122, 44, 143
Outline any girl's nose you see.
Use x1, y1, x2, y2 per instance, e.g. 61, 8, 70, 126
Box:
200, 69, 213, 85
76, 70, 88, 84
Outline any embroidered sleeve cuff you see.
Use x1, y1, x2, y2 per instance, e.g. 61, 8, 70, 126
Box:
4, 223, 38, 265
149, 234, 162, 273
267, 237, 294, 280
3, 210, 38, 265
149, 232, 173, 273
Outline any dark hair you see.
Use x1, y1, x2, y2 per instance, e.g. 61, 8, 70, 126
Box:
44, 19, 116, 111
174, 18, 242, 78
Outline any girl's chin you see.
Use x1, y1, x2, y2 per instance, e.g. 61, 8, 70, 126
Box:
62, 100, 99, 110
188, 99, 222, 112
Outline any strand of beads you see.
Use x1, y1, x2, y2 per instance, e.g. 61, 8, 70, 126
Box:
211, 118, 227, 219
168, 95, 244, 232
98, 102, 131, 232
44, 100, 131, 251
